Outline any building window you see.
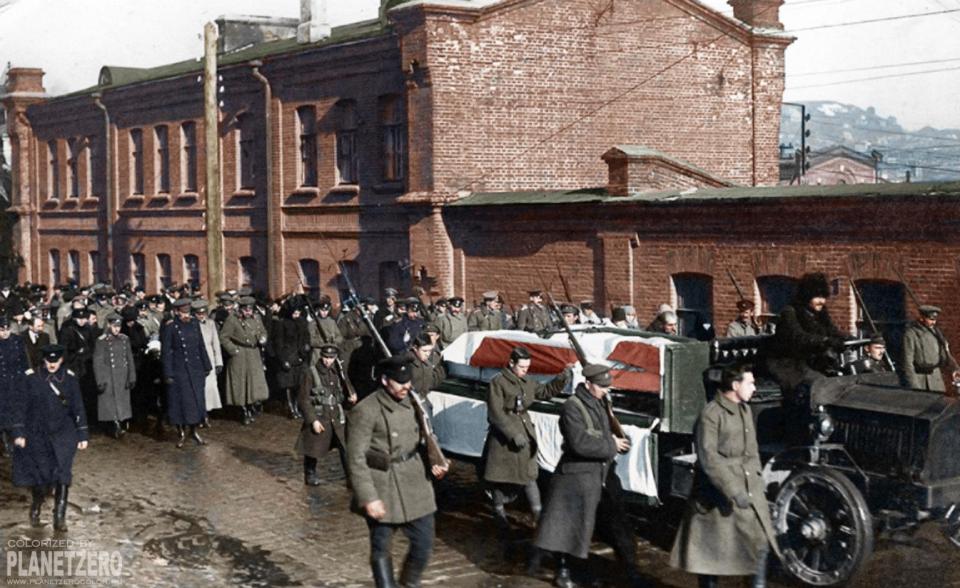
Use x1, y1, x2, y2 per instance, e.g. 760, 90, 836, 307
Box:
49, 249, 61, 285
380, 95, 405, 182
156, 253, 172, 291
337, 260, 359, 304
130, 129, 144, 195
88, 251, 99, 284
239, 256, 257, 289
47, 140, 59, 200
237, 114, 255, 190
854, 280, 907, 361
297, 106, 318, 187
379, 260, 403, 296
85, 136, 96, 197
672, 273, 713, 338
155, 125, 170, 193
130, 253, 146, 289
67, 250, 80, 284
181, 122, 198, 193
183, 254, 201, 290
335, 100, 358, 185
67, 138, 80, 198
298, 259, 321, 302
757, 275, 798, 319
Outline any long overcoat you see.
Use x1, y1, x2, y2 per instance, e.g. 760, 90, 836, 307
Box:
0, 334, 28, 429
161, 318, 212, 426
765, 303, 844, 393
270, 316, 309, 390
346, 387, 437, 524
198, 318, 223, 410
901, 321, 954, 392
92, 332, 136, 421
10, 366, 89, 486
219, 313, 269, 406
535, 384, 618, 558
295, 364, 346, 459
483, 367, 569, 485
669, 394, 776, 575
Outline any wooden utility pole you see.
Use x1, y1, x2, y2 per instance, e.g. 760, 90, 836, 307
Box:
203, 22, 224, 302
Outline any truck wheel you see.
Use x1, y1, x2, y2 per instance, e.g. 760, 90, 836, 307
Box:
772, 467, 874, 586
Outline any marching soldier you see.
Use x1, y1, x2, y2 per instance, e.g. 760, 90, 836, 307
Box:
726, 300, 760, 338
387, 298, 424, 356
670, 364, 775, 588
296, 344, 356, 486
406, 333, 445, 418
10, 344, 89, 531
535, 364, 643, 588
92, 314, 136, 439
516, 290, 551, 333
901, 305, 959, 392
308, 298, 344, 366
483, 346, 571, 551
220, 296, 270, 425
437, 296, 468, 347
161, 299, 212, 448
847, 333, 892, 375
347, 355, 449, 588
468, 291, 503, 331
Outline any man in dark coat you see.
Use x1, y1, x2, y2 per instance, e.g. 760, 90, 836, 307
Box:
10, 344, 89, 531
535, 364, 641, 588
92, 314, 136, 439
670, 365, 775, 588
296, 344, 356, 486
516, 290, 551, 333
847, 332, 893, 375
161, 299, 212, 448
0, 317, 29, 456
483, 346, 570, 550
405, 333, 445, 419
272, 298, 311, 419
387, 299, 425, 356
22, 316, 51, 371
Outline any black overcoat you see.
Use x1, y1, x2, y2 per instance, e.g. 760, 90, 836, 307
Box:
0, 334, 28, 429
161, 318, 212, 425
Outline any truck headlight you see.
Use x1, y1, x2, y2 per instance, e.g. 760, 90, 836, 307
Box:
815, 411, 835, 443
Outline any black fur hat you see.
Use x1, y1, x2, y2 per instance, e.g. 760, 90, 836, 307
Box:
796, 272, 831, 302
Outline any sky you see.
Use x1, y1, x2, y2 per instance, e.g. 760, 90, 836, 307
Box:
1, 0, 958, 130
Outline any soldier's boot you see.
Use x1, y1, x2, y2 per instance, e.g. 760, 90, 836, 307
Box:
52, 484, 69, 532
553, 554, 577, 588
398, 555, 428, 588
752, 548, 769, 588
285, 389, 301, 419
371, 556, 398, 588
189, 425, 206, 446
29, 486, 45, 527
175, 426, 186, 449
112, 420, 124, 439
303, 459, 321, 486
698, 575, 719, 588
241, 406, 252, 425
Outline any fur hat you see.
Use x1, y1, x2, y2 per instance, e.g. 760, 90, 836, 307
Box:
796, 272, 831, 302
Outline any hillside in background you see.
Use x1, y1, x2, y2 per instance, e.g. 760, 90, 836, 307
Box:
780, 101, 960, 182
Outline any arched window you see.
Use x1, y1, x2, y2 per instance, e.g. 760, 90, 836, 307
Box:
379, 94, 405, 182
239, 256, 257, 290
155, 125, 170, 193
335, 100, 358, 185
181, 122, 198, 193
156, 253, 172, 291
296, 106, 318, 187
183, 255, 201, 290
49, 249, 61, 286
130, 253, 146, 290
338, 260, 359, 303
854, 279, 907, 360
299, 259, 321, 301
757, 275, 798, 319
672, 273, 713, 337
236, 114, 256, 189
130, 129, 144, 195
67, 250, 80, 284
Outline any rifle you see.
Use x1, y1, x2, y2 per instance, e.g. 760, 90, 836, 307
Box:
536, 267, 626, 439
847, 275, 896, 371
325, 240, 449, 472
296, 274, 358, 402
893, 267, 960, 375
726, 269, 761, 333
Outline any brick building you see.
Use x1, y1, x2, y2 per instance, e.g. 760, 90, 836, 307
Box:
6, 0, 960, 354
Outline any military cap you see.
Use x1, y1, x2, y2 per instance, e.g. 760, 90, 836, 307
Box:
105, 313, 123, 325
237, 287, 253, 297
580, 300, 594, 309
611, 307, 627, 323
561, 304, 579, 315
384, 287, 399, 298
320, 344, 340, 358
377, 355, 413, 384
582, 363, 613, 387
62, 290, 76, 303
121, 306, 139, 322
362, 296, 377, 306
41, 344, 66, 362
172, 298, 192, 309
423, 323, 440, 335
191, 299, 209, 311
405, 297, 421, 309
867, 332, 886, 346
482, 290, 499, 301
527, 289, 543, 297
219, 292, 235, 302
148, 294, 163, 304
920, 305, 941, 318
134, 285, 145, 293
434, 298, 448, 307
71, 308, 87, 320
736, 299, 755, 311
315, 299, 332, 311
448, 297, 464, 308
0, 316, 9, 328
238, 296, 256, 307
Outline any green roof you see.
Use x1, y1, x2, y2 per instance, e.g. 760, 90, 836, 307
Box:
450, 180, 960, 207
54, 17, 387, 101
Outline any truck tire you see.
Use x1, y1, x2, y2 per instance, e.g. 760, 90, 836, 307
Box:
772, 466, 874, 586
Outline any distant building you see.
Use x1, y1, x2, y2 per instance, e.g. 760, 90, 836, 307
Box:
780, 145, 882, 186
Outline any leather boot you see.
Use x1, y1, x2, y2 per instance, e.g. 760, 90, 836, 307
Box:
554, 554, 577, 588
399, 555, 428, 588
53, 484, 69, 532
112, 420, 125, 439
371, 556, 398, 588
30, 486, 45, 527
241, 406, 252, 426
175, 426, 186, 449
304, 460, 321, 486
752, 548, 769, 588
286, 389, 300, 419
698, 575, 719, 588
190, 425, 206, 446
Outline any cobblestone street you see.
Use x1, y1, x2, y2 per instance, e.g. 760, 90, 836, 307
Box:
2, 407, 960, 587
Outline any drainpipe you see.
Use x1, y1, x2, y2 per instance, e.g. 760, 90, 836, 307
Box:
249, 61, 277, 298
91, 92, 112, 284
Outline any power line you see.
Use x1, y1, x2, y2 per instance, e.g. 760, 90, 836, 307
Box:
786, 8, 960, 32
791, 56, 960, 77
786, 64, 960, 90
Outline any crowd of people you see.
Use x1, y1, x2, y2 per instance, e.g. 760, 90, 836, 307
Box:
0, 273, 957, 588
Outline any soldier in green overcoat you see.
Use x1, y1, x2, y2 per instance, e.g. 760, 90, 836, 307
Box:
670, 364, 776, 588
901, 305, 959, 392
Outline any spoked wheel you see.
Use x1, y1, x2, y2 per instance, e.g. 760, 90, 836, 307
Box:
942, 504, 960, 548
773, 467, 873, 586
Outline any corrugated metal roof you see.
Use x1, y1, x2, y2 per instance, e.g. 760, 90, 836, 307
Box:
450, 181, 960, 207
